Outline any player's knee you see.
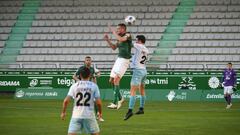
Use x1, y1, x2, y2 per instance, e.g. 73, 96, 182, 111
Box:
109, 78, 114, 84
114, 77, 120, 85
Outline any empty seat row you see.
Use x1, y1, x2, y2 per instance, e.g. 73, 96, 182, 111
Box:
0, 7, 21, 13
32, 20, 139, 26
36, 13, 145, 20
148, 6, 176, 12
187, 19, 240, 26
0, 14, 18, 20
39, 6, 149, 13
145, 13, 173, 19
190, 12, 240, 19
38, 6, 148, 13
26, 33, 162, 40
29, 26, 165, 33
35, 13, 172, 20
41, 0, 180, 6
194, 6, 240, 12
29, 27, 109, 33
16, 55, 117, 62
172, 48, 240, 54
20, 47, 154, 55
206, 64, 240, 70
183, 26, 240, 33
196, 0, 231, 5
168, 55, 240, 62
176, 41, 240, 47
26, 34, 105, 40
23, 40, 158, 48
38, 6, 176, 13
31, 19, 169, 27
0, 27, 11, 34
23, 41, 106, 47
20, 48, 116, 55
0, 34, 9, 40
0, 1, 23, 6
0, 41, 5, 47
58, 63, 113, 69
142, 20, 169, 26
22, 64, 57, 69
0, 20, 16, 26
180, 33, 240, 40
169, 64, 204, 70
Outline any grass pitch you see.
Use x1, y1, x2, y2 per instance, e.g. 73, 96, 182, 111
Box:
0, 95, 240, 135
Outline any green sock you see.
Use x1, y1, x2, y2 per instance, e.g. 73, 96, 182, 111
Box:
113, 85, 120, 104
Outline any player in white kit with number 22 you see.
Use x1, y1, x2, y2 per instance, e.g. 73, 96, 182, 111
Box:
61, 67, 102, 135
124, 35, 149, 120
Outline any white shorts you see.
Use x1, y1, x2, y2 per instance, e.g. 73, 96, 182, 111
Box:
131, 68, 147, 86
110, 57, 130, 78
68, 118, 100, 134
224, 86, 233, 95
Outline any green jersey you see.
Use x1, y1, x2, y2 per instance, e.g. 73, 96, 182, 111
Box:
117, 32, 132, 59
75, 65, 95, 80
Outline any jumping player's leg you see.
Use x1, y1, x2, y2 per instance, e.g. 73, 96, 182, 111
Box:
129, 85, 138, 109
113, 75, 121, 102
109, 58, 129, 109
136, 70, 147, 114
139, 84, 146, 110
124, 85, 138, 120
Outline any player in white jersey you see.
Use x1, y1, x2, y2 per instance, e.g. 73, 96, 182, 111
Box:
124, 35, 149, 120
61, 67, 102, 135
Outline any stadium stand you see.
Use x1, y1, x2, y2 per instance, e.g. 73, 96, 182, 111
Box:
0, 0, 239, 70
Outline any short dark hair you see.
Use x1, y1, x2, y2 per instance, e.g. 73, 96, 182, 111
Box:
118, 23, 127, 30
80, 67, 91, 79
136, 35, 146, 43
228, 62, 232, 65
85, 56, 91, 59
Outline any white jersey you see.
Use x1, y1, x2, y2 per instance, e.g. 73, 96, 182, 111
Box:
67, 81, 100, 119
130, 43, 149, 69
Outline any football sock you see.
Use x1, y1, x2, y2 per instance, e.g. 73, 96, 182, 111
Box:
140, 95, 146, 108
113, 85, 120, 104
227, 95, 232, 105
224, 96, 228, 103
129, 96, 136, 109
128, 109, 133, 113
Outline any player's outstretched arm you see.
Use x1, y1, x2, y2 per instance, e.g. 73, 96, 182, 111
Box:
104, 33, 117, 50
109, 25, 128, 42
61, 96, 71, 120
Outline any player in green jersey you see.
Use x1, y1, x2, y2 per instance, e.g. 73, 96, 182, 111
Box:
104, 23, 133, 109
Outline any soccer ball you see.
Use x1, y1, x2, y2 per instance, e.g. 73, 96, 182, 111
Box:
124, 15, 136, 25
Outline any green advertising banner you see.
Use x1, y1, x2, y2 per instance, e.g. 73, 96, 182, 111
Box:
1, 70, 239, 91
15, 88, 68, 99
2, 70, 240, 102
15, 88, 240, 102
202, 90, 240, 102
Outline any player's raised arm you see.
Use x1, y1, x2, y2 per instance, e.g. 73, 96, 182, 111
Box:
109, 25, 128, 42
104, 33, 117, 50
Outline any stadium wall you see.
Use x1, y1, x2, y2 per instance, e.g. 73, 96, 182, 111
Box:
0, 70, 239, 102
